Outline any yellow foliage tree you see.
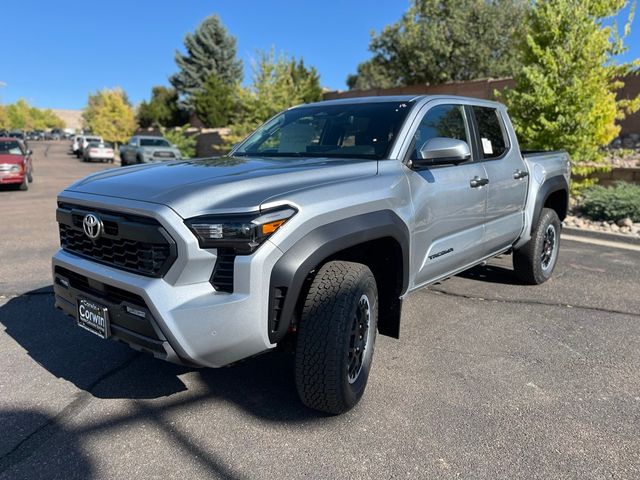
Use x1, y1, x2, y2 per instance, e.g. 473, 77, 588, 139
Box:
0, 105, 8, 130
83, 88, 137, 144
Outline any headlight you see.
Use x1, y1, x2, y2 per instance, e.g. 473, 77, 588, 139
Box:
186, 206, 297, 254
10, 165, 21, 173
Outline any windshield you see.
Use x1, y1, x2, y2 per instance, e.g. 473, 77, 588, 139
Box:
234, 101, 414, 160
0, 141, 23, 155
140, 138, 170, 147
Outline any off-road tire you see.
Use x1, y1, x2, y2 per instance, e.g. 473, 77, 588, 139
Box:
513, 208, 561, 285
295, 261, 378, 414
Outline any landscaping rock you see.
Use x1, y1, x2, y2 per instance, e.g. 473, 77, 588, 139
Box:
617, 217, 634, 228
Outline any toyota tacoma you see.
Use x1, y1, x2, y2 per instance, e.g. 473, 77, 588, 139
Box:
52, 96, 570, 414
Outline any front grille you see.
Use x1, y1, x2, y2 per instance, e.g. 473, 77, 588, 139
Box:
211, 248, 235, 293
57, 203, 177, 278
153, 151, 175, 158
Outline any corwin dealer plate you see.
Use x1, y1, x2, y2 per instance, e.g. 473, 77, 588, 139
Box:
77, 298, 110, 339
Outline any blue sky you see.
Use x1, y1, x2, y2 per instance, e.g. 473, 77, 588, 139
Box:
0, 0, 638, 110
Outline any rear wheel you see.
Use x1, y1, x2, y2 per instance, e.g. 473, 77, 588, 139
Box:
295, 261, 378, 414
513, 208, 561, 285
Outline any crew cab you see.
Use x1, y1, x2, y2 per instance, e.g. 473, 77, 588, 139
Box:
0, 137, 33, 191
119, 135, 182, 166
52, 96, 570, 414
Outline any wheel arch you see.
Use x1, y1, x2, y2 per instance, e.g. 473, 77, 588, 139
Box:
268, 210, 410, 344
531, 175, 569, 234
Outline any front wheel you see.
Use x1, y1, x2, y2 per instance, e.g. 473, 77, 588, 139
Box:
513, 208, 561, 285
295, 261, 378, 414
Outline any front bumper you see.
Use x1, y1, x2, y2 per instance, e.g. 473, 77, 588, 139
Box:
52, 192, 283, 368
0, 172, 24, 184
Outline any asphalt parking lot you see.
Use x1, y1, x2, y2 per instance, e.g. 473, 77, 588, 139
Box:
1, 142, 639, 479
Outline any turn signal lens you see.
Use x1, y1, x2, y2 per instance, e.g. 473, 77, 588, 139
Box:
262, 219, 286, 235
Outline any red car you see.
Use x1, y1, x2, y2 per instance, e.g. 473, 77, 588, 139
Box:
0, 137, 33, 190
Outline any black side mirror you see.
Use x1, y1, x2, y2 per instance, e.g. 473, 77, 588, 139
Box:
412, 137, 471, 168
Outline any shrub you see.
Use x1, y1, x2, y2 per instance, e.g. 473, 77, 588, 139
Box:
163, 125, 196, 158
580, 182, 640, 222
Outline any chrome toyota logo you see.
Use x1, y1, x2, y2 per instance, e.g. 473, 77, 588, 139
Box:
82, 213, 103, 240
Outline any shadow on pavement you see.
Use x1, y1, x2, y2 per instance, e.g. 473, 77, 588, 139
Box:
0, 409, 93, 479
457, 263, 523, 285
0, 287, 323, 423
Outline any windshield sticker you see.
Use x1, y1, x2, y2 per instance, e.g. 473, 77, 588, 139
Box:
481, 138, 493, 155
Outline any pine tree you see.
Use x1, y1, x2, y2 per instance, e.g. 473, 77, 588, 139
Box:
193, 74, 235, 128
170, 15, 243, 111
502, 0, 640, 187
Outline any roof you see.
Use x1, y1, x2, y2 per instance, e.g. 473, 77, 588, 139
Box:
298, 94, 504, 109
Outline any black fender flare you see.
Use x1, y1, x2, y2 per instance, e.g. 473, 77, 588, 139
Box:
531, 174, 569, 234
268, 210, 410, 343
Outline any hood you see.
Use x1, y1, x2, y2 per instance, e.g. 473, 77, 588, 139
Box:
65, 156, 378, 218
0, 154, 23, 165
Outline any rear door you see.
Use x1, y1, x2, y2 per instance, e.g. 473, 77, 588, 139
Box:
404, 102, 489, 288
470, 105, 528, 252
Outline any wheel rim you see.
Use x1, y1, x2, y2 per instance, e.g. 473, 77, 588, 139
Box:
347, 294, 371, 384
541, 224, 557, 271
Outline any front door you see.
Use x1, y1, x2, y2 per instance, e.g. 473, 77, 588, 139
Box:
405, 103, 488, 288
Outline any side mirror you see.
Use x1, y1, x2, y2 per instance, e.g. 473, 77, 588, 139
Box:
27, 149, 33, 155
413, 137, 471, 167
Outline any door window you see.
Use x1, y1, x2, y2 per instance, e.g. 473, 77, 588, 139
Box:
472, 106, 509, 159
410, 104, 470, 160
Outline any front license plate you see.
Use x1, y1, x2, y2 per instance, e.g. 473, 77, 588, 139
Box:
77, 298, 110, 339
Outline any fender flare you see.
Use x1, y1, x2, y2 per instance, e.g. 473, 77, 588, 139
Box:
268, 210, 410, 343
531, 175, 569, 234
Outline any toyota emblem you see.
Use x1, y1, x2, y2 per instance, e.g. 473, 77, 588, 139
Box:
83, 213, 103, 240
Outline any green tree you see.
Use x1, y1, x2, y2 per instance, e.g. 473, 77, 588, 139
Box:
348, 0, 528, 89
137, 86, 185, 128
230, 50, 323, 143
193, 74, 235, 128
170, 15, 243, 111
82, 88, 137, 144
501, 0, 640, 188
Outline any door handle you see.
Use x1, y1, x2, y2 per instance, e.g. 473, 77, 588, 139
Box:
470, 176, 489, 188
513, 169, 529, 180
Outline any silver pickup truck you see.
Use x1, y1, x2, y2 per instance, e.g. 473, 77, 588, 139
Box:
119, 135, 182, 166
52, 96, 570, 414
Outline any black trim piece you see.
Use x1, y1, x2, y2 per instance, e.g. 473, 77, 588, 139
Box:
531, 174, 569, 233
53, 266, 168, 355
211, 248, 236, 293
268, 210, 410, 343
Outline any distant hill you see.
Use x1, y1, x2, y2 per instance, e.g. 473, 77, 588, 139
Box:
50, 109, 83, 130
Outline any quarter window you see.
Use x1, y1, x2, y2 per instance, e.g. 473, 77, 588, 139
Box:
473, 106, 508, 159
410, 104, 469, 160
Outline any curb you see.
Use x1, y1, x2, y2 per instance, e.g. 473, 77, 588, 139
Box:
563, 225, 640, 246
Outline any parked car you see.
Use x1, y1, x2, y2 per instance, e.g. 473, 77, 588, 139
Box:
52, 96, 570, 414
0, 137, 33, 190
119, 135, 182, 166
8, 131, 24, 140
83, 141, 115, 163
77, 135, 103, 158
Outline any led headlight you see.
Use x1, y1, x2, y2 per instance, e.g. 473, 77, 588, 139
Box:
186, 206, 297, 254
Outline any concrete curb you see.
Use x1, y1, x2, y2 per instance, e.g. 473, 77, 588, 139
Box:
563, 226, 640, 246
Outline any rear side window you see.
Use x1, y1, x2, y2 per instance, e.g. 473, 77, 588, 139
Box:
410, 104, 469, 160
473, 106, 508, 159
